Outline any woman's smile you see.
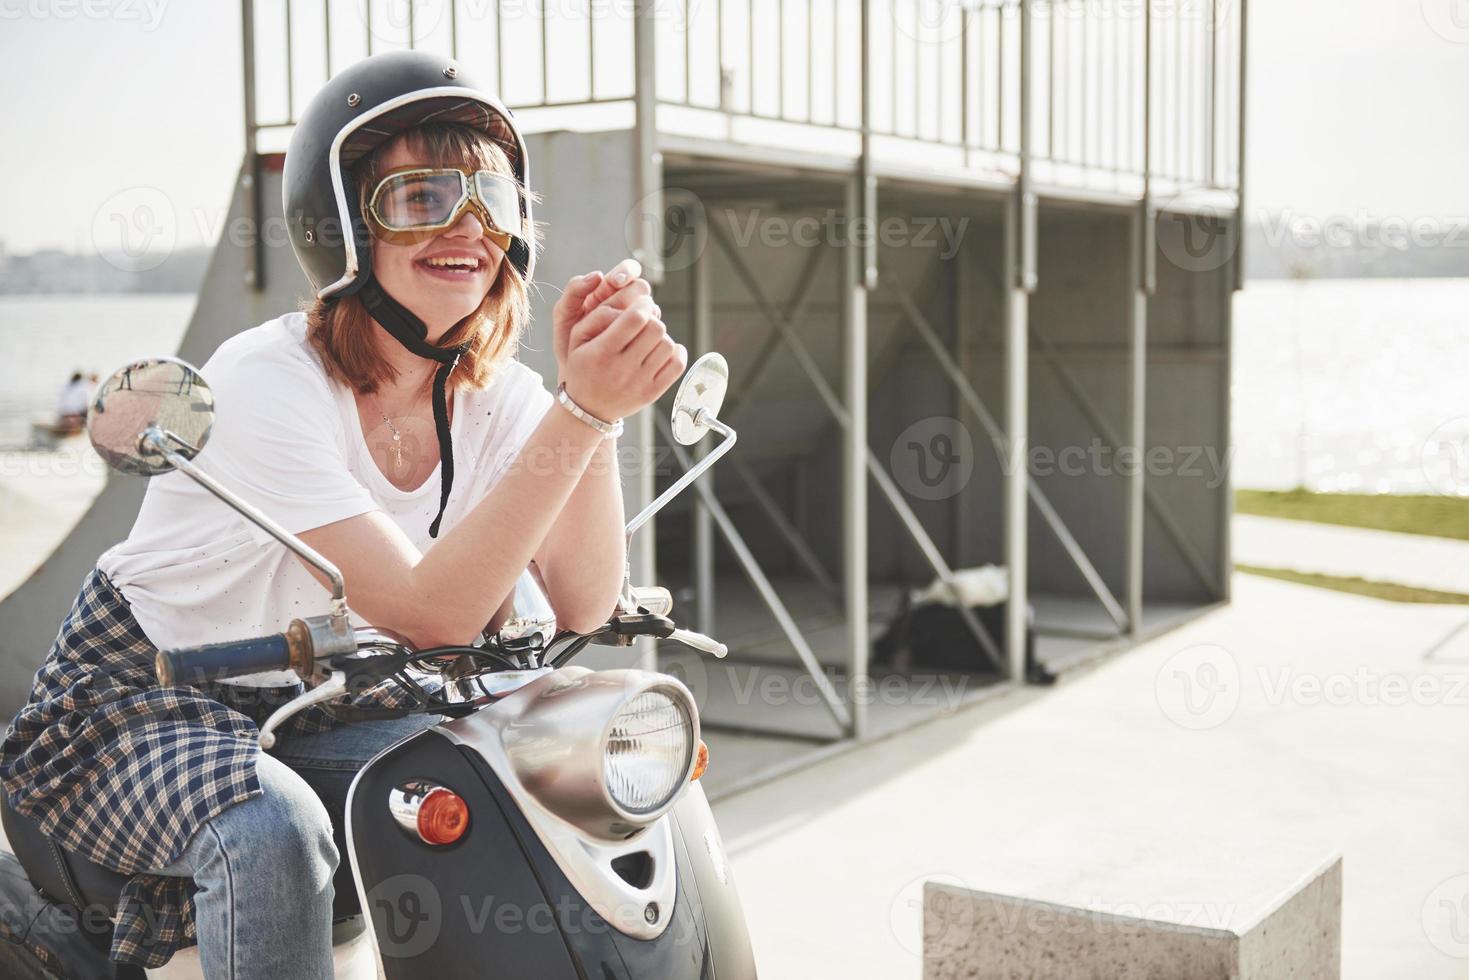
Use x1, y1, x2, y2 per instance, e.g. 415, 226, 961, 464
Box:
414, 247, 491, 283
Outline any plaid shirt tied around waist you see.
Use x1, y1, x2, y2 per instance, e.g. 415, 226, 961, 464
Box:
0, 566, 414, 968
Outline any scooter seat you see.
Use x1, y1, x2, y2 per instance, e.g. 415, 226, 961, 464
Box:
0, 794, 129, 918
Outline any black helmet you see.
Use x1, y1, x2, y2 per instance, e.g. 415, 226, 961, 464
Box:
283, 49, 534, 298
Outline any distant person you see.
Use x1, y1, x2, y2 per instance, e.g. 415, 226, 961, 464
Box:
54, 371, 90, 431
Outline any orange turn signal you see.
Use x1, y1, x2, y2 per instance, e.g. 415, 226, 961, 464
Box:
691, 739, 709, 781
391, 781, 470, 846
418, 788, 470, 845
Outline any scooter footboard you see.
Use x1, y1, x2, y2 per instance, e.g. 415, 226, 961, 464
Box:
347, 727, 735, 979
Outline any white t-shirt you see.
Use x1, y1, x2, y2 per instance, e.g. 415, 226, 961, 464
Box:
98, 311, 554, 685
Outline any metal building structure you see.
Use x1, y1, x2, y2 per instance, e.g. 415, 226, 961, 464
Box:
0, 0, 1245, 789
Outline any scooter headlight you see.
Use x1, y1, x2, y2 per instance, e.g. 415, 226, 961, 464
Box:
499, 670, 701, 839
604, 689, 696, 815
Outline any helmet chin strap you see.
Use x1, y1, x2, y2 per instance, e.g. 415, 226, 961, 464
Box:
357, 275, 471, 539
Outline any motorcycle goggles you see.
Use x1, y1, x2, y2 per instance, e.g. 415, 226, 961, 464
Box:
366, 166, 524, 251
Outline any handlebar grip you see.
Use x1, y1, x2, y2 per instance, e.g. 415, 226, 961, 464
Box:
669, 628, 728, 659
157, 632, 295, 687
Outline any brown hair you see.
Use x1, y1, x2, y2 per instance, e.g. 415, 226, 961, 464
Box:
303, 123, 540, 397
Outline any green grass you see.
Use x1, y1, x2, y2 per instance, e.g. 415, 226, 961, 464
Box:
1236, 564, 1469, 605
1235, 489, 1469, 542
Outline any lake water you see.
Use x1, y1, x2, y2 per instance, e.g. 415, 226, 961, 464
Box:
0, 294, 196, 447
1, 280, 1467, 492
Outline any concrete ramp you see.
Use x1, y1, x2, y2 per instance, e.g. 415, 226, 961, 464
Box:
0, 160, 309, 713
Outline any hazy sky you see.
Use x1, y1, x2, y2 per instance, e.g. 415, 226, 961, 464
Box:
2, 0, 1467, 254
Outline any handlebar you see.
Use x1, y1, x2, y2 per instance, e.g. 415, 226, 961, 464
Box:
156, 621, 315, 687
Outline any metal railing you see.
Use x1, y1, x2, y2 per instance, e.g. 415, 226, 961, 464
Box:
243, 0, 1243, 191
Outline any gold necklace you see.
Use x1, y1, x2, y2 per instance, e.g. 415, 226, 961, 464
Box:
378, 410, 404, 468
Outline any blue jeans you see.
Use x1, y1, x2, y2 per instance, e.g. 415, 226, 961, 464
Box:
151, 713, 439, 978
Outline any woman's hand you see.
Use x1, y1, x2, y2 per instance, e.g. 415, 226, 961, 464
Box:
552, 258, 686, 422
551, 258, 653, 377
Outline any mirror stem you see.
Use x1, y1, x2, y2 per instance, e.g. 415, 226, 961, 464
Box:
143, 427, 353, 635
621, 412, 738, 604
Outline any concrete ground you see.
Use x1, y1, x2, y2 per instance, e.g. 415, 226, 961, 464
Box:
5, 464, 1467, 977
0, 443, 104, 600
1235, 512, 1469, 595
711, 571, 1469, 979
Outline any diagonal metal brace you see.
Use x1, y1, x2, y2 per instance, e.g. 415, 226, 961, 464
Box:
886, 280, 1130, 633
710, 219, 1005, 672
658, 414, 853, 734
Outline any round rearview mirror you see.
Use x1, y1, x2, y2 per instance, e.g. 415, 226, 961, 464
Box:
87, 357, 215, 476
670, 352, 729, 446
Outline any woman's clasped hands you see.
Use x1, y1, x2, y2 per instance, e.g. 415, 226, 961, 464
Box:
552, 257, 687, 425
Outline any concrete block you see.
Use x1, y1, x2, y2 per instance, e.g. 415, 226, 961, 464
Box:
923, 854, 1341, 980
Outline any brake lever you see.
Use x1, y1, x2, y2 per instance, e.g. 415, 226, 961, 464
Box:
258, 670, 348, 750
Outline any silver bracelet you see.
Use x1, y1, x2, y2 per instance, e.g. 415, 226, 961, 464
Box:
556, 382, 624, 438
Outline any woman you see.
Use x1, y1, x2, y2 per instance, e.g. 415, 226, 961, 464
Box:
0, 50, 685, 977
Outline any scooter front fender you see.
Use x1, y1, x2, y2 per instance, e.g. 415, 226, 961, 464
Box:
346, 725, 755, 978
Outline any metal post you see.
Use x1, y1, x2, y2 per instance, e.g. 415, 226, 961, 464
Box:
241, 0, 263, 291
1007, 0, 1036, 682
1235, 0, 1248, 292
691, 209, 716, 638
843, 172, 870, 739
1127, 209, 1151, 634
1128, 0, 1157, 632
633, 0, 664, 286
953, 236, 975, 567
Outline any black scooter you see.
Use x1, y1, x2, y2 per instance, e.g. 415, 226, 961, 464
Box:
0, 352, 756, 980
